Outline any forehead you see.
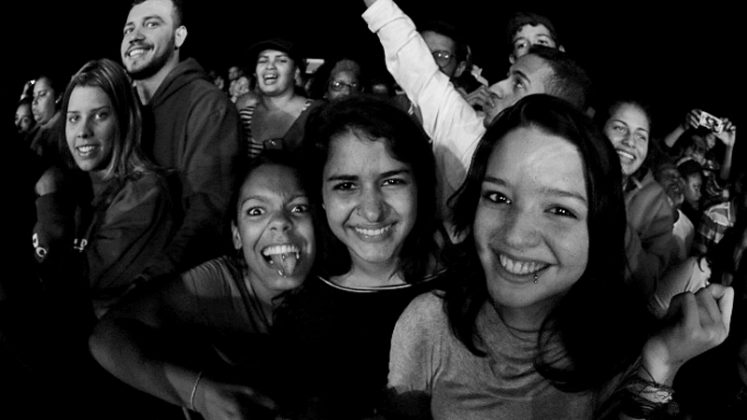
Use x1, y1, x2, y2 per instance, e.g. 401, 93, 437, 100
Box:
421, 30, 456, 52
514, 23, 554, 41
609, 103, 650, 130
34, 78, 52, 91
257, 49, 291, 60
127, 0, 175, 23
240, 164, 301, 198
512, 54, 553, 87
326, 132, 402, 171
68, 86, 111, 108
331, 70, 358, 82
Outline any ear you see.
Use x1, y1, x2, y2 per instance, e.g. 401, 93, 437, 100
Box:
175, 25, 188, 49
230, 223, 242, 250
509, 54, 516, 64
558, 44, 566, 53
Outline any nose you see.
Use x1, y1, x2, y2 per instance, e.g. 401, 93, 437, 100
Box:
500, 207, 540, 250
488, 82, 505, 99
357, 186, 386, 222
75, 118, 94, 139
269, 209, 292, 233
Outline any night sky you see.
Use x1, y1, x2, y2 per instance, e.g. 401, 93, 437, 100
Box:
9, 0, 745, 144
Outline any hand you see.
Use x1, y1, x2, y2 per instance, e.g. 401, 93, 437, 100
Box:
34, 166, 65, 196
641, 283, 733, 384
715, 118, 736, 147
458, 85, 496, 111
683, 109, 701, 130
195, 376, 278, 420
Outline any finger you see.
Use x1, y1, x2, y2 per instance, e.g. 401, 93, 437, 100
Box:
718, 287, 734, 332
695, 286, 722, 325
667, 291, 698, 328
243, 388, 278, 412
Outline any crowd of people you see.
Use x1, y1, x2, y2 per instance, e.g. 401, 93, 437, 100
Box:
4, 0, 744, 419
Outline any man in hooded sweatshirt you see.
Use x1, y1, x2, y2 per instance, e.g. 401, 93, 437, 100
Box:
121, 0, 244, 281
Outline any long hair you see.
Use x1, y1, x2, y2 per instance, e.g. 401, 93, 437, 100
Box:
59, 58, 153, 181
301, 95, 439, 283
445, 94, 652, 391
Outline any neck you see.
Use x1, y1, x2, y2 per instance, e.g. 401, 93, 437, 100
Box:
334, 258, 404, 288
134, 56, 180, 105
245, 274, 277, 325
259, 89, 296, 110
495, 297, 557, 331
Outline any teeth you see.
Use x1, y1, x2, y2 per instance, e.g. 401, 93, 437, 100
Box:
354, 225, 392, 237
262, 244, 301, 277
77, 145, 97, 156
498, 254, 545, 275
128, 48, 147, 58
616, 150, 635, 161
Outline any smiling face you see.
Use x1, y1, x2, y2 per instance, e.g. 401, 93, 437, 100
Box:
232, 163, 314, 302
475, 126, 589, 323
121, 0, 184, 81
31, 77, 57, 125
483, 54, 553, 127
65, 86, 117, 177
604, 102, 650, 178
255, 49, 296, 96
321, 131, 418, 274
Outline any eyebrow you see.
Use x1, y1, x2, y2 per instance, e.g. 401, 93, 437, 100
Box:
610, 119, 650, 134
240, 192, 307, 206
483, 176, 588, 204
325, 168, 411, 182
67, 105, 111, 114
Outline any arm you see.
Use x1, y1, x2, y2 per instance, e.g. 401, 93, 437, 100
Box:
715, 119, 736, 181
86, 174, 176, 316
363, 0, 485, 194
662, 109, 700, 149
615, 284, 733, 419
89, 263, 276, 419
143, 93, 244, 280
624, 181, 677, 296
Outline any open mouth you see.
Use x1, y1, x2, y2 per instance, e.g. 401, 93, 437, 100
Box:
498, 253, 548, 277
126, 45, 151, 58
353, 224, 394, 240
76, 144, 99, 157
261, 244, 301, 277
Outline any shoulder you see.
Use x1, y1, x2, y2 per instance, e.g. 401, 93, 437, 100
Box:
397, 291, 447, 331
627, 173, 671, 214
181, 255, 240, 297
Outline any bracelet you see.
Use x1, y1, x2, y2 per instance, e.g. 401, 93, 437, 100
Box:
620, 375, 675, 418
189, 370, 204, 411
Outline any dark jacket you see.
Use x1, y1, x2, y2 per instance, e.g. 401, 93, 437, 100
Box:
140, 58, 245, 280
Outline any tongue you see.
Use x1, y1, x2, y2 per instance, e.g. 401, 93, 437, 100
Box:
269, 253, 299, 277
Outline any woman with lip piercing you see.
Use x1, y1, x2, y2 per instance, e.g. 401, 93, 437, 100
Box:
271, 95, 446, 419
32, 58, 177, 320
597, 99, 680, 302
383, 95, 734, 419
90, 151, 317, 420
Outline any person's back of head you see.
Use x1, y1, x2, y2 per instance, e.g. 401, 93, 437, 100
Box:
527, 45, 590, 111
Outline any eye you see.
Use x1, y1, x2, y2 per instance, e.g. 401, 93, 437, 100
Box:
482, 190, 510, 205
290, 203, 309, 214
123, 26, 132, 35
67, 114, 79, 124
635, 133, 648, 143
145, 20, 159, 29
332, 182, 356, 191
513, 79, 526, 91
245, 207, 264, 217
548, 206, 577, 219
95, 111, 110, 120
382, 177, 406, 187
536, 39, 551, 46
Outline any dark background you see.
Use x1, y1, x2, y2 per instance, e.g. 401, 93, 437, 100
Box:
8, 0, 745, 149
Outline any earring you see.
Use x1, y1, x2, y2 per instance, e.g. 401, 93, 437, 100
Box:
533, 273, 539, 284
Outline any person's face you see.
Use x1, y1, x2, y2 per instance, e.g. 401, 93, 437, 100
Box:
231, 164, 314, 300
422, 30, 459, 78
604, 103, 650, 178
121, 0, 184, 81
322, 131, 418, 272
15, 102, 34, 134
255, 49, 296, 96
31, 77, 57, 125
326, 70, 361, 101
683, 173, 703, 208
484, 54, 553, 126
228, 66, 240, 81
475, 126, 589, 319
510, 24, 558, 63
657, 167, 685, 208
65, 86, 117, 176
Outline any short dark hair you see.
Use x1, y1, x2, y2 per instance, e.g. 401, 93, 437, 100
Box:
524, 45, 591, 111
446, 94, 651, 392
131, 0, 185, 27
505, 11, 561, 50
302, 95, 439, 283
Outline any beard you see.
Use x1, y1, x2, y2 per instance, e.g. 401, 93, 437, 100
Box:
125, 37, 177, 81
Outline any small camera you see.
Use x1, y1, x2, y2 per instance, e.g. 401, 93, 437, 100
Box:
697, 110, 724, 134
